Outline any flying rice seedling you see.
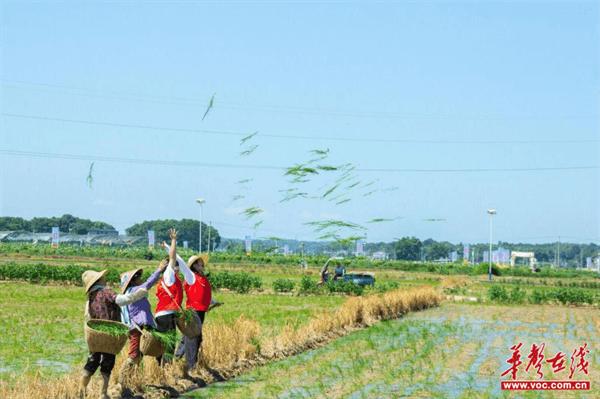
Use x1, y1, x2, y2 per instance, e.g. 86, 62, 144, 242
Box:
240, 131, 258, 145
201, 93, 216, 121
322, 183, 341, 198
367, 217, 400, 223
239, 144, 259, 157
86, 162, 94, 188
285, 164, 319, 177
335, 198, 351, 205
316, 165, 339, 172
242, 207, 263, 219
305, 219, 366, 232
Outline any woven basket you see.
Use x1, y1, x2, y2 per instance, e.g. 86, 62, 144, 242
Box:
85, 320, 129, 355
176, 311, 202, 338
140, 330, 165, 357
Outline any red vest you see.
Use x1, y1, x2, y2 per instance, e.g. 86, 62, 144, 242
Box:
184, 274, 212, 311
155, 275, 183, 313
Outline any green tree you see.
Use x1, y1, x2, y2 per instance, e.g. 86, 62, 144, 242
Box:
0, 217, 31, 231
125, 219, 220, 251
394, 237, 422, 260
25, 214, 116, 234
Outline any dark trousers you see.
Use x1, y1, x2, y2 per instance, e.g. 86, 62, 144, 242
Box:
155, 313, 177, 365
175, 310, 205, 370
83, 352, 116, 376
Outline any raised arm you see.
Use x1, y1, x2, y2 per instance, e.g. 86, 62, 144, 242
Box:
164, 243, 196, 285
161, 228, 178, 286
139, 262, 167, 290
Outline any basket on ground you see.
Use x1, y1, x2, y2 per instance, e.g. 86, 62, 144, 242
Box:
140, 330, 165, 357
85, 319, 129, 355
176, 310, 202, 338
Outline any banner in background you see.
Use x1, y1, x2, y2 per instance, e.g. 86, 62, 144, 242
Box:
147, 230, 155, 247
183, 241, 189, 249
356, 239, 365, 256
245, 235, 252, 254
51, 226, 60, 248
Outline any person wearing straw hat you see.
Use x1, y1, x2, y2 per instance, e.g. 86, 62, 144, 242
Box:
118, 261, 168, 384
80, 269, 148, 399
173, 252, 213, 378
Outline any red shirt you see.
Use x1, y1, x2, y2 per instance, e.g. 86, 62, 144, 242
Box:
155, 274, 183, 313
184, 274, 212, 311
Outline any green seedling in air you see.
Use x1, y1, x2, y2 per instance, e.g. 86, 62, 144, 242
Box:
305, 219, 366, 232
253, 220, 264, 229
310, 148, 329, 156
285, 164, 319, 176
240, 131, 258, 145
202, 93, 216, 121
240, 144, 258, 157
242, 207, 263, 219
86, 162, 94, 188
322, 183, 340, 198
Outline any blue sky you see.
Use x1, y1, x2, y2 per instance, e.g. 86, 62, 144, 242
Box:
0, 1, 598, 243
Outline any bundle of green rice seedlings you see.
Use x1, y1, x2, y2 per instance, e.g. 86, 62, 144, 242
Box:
176, 308, 196, 323
88, 320, 129, 336
86, 320, 129, 354
150, 330, 178, 349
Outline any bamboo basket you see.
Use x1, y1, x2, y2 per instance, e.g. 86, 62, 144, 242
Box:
176, 311, 202, 338
140, 330, 165, 357
85, 320, 129, 355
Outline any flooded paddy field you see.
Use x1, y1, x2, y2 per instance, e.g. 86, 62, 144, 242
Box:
186, 303, 599, 399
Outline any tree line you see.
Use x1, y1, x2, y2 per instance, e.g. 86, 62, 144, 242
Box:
0, 215, 220, 251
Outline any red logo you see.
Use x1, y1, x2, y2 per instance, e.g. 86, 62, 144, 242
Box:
501, 342, 591, 391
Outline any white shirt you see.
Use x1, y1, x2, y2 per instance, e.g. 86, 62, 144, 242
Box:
164, 243, 196, 285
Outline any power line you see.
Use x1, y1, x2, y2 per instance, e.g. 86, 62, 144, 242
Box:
2, 78, 596, 121
3, 112, 598, 145
1, 149, 597, 173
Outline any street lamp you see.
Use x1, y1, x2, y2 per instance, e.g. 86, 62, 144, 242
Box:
487, 209, 497, 281
196, 198, 206, 252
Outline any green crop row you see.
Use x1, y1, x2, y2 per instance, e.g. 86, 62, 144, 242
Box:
272, 278, 295, 293
2, 243, 597, 279
0, 262, 263, 293
207, 271, 262, 293
488, 285, 598, 306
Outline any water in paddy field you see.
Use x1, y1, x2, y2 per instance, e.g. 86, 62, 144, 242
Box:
188, 304, 598, 399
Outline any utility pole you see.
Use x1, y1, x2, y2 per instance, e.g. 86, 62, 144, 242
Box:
208, 221, 212, 255
487, 209, 497, 281
556, 236, 561, 268
196, 198, 205, 252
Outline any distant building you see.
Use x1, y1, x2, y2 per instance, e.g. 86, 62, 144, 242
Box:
87, 229, 118, 236
371, 251, 387, 260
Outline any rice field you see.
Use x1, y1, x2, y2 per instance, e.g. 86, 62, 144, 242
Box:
0, 281, 344, 380
1, 251, 598, 399
186, 303, 600, 399
0, 279, 441, 399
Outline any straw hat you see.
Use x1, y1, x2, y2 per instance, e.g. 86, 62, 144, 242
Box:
188, 253, 209, 269
120, 268, 143, 293
82, 269, 108, 293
